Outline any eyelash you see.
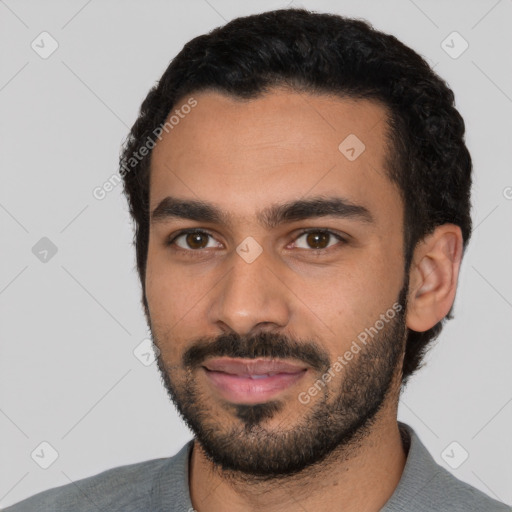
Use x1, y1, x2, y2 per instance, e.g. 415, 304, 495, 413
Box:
165, 228, 347, 256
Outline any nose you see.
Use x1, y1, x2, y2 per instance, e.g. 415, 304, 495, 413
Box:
207, 245, 291, 336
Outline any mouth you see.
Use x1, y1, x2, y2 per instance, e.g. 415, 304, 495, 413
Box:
201, 357, 308, 404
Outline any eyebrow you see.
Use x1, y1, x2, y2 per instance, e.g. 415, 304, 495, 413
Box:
150, 195, 374, 229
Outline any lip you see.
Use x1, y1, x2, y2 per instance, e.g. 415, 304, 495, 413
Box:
202, 357, 308, 404
203, 357, 307, 376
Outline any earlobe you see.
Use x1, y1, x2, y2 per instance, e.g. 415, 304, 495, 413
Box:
406, 225, 463, 332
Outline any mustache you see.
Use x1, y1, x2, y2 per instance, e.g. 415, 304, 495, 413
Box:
183, 331, 330, 373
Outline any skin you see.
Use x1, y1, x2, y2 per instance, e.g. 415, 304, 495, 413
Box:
145, 88, 463, 512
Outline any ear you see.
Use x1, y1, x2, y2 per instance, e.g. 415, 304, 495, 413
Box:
406, 224, 464, 332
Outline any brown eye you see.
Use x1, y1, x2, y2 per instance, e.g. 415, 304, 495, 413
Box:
294, 230, 344, 251
169, 230, 219, 251
305, 231, 330, 249
185, 232, 209, 249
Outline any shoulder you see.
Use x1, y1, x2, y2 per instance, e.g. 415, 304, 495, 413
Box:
426, 467, 511, 511
383, 423, 511, 512
2, 456, 174, 512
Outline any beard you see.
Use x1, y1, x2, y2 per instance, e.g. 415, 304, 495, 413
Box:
150, 282, 408, 482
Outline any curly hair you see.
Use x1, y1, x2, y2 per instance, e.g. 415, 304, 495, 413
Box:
119, 8, 472, 386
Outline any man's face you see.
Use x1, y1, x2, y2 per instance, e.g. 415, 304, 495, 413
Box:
145, 89, 408, 477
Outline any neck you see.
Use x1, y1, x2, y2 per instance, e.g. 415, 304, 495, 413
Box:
189, 404, 407, 512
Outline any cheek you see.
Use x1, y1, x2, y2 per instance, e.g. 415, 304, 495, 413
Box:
145, 262, 192, 364
145, 246, 186, 324
317, 251, 403, 343
352, 258, 404, 329
145, 245, 218, 333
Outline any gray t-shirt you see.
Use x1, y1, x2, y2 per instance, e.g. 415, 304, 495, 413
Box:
3, 422, 510, 511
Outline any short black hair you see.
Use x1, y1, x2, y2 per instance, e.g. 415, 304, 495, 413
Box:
120, 8, 472, 386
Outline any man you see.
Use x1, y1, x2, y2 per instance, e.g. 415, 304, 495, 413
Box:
5, 8, 509, 512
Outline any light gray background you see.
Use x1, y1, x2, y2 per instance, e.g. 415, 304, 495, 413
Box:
1, 0, 511, 508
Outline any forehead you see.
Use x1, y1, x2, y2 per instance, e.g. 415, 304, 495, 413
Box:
149, 89, 401, 229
